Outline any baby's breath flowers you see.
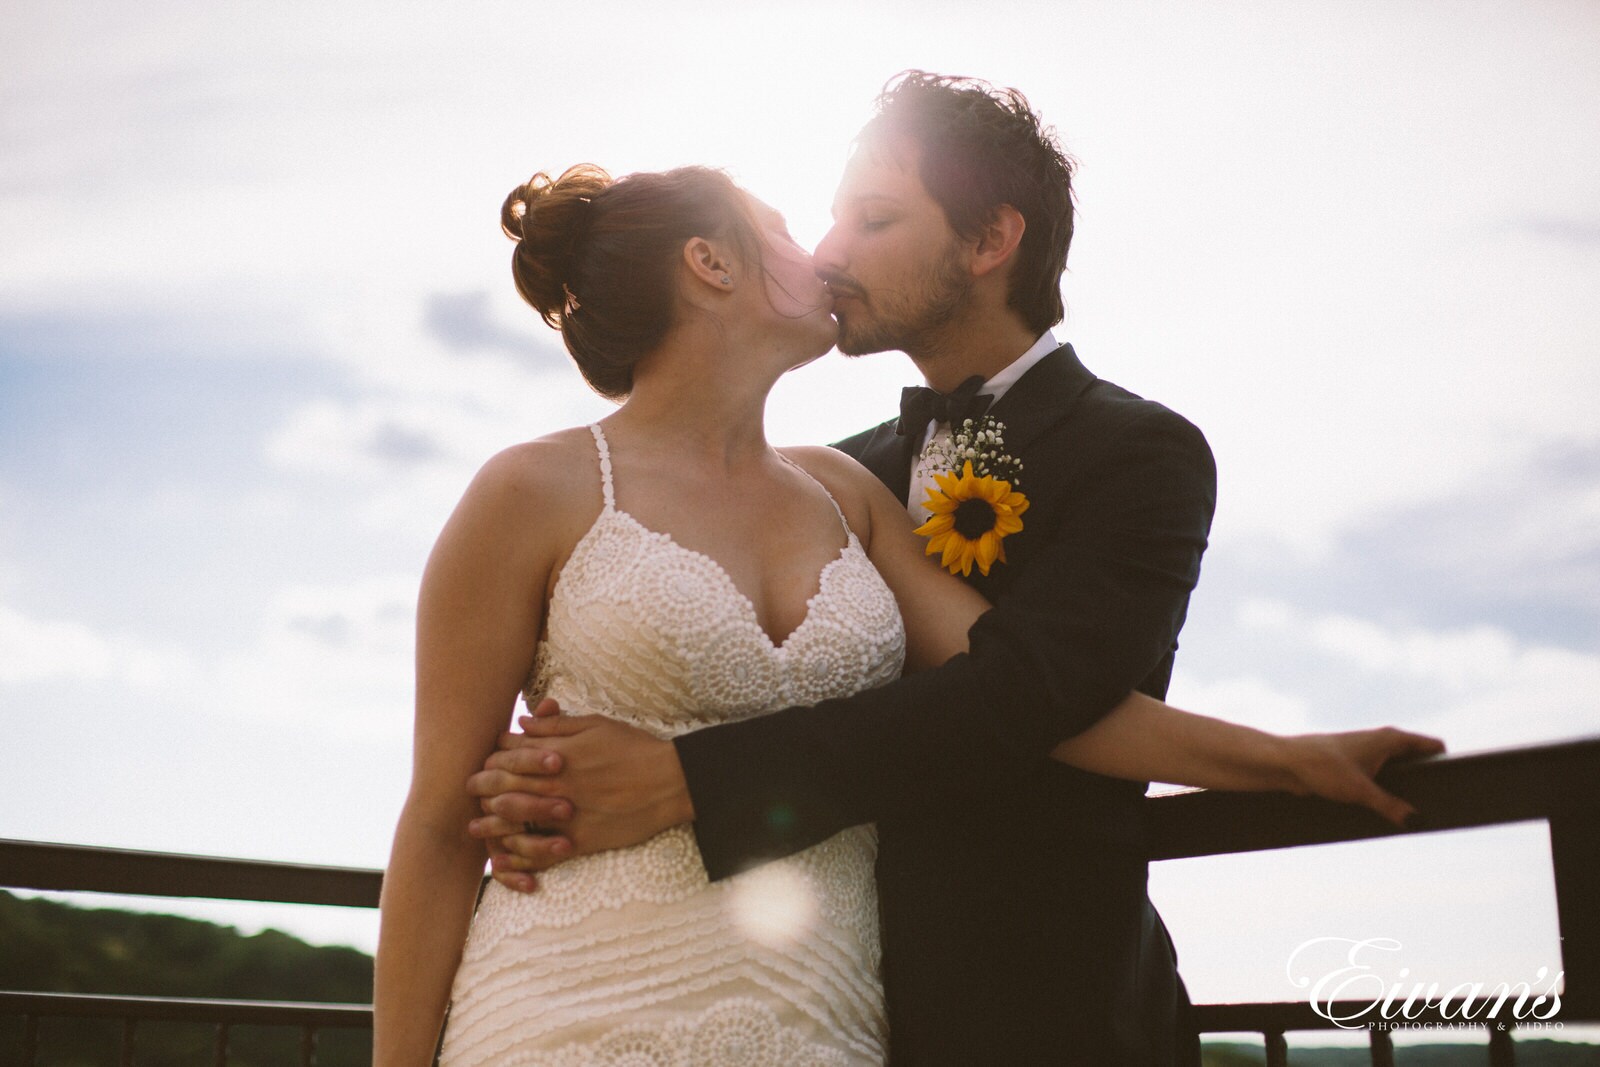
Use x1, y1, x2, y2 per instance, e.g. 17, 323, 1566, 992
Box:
914, 416, 1023, 486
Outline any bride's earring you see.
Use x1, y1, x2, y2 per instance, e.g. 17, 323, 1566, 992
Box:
720, 275, 732, 285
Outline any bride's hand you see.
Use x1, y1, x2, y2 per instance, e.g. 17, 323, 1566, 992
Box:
1283, 727, 1446, 826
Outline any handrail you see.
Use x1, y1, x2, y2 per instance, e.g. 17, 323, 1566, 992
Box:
5, 736, 1595, 901
1145, 734, 1600, 860
0, 839, 381, 907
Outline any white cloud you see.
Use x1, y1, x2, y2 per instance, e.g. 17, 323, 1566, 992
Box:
1165, 671, 1318, 737
262, 281, 613, 479
1233, 598, 1600, 750
214, 575, 420, 738
0, 576, 420, 737
0, 604, 192, 687
1151, 822, 1562, 1005
264, 395, 453, 479
258, 372, 609, 547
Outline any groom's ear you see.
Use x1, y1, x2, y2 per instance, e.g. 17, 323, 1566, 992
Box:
680, 236, 736, 299
969, 204, 1026, 279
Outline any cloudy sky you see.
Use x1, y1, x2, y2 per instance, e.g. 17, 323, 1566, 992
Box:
3, 0, 1596, 1036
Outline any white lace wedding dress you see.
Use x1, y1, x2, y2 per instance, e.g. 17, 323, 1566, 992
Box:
438, 425, 906, 1066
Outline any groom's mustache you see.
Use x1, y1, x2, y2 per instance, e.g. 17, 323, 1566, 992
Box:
817, 271, 866, 302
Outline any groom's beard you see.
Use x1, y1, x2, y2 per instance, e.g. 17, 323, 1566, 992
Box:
833, 242, 972, 357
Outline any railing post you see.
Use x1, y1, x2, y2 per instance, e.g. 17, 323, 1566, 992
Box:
1264, 1029, 1288, 1067
120, 1017, 137, 1067
1550, 811, 1600, 1016
213, 1022, 230, 1067
300, 1024, 318, 1067
1368, 1027, 1394, 1067
1488, 1021, 1516, 1066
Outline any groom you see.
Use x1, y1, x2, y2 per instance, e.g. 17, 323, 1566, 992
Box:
476, 72, 1213, 1064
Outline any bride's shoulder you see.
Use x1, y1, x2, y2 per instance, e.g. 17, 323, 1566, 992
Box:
425, 428, 602, 599
779, 444, 871, 483
460, 427, 604, 524
780, 445, 891, 500
777, 445, 896, 533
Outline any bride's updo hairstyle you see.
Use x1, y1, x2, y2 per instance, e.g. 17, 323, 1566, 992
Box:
502, 164, 763, 400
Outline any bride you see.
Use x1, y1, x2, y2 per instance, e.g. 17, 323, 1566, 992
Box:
373, 163, 1440, 1066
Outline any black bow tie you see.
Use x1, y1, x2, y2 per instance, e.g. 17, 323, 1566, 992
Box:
897, 375, 995, 436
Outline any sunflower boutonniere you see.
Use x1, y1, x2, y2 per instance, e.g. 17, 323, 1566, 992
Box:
913, 415, 1029, 577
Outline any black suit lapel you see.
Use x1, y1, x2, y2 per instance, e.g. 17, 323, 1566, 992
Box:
985, 343, 1098, 458
961, 344, 1098, 599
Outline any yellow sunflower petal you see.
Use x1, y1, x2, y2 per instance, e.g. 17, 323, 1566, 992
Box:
976, 476, 1008, 504
940, 534, 966, 570
994, 513, 1024, 535
932, 469, 963, 496
923, 490, 959, 514
975, 530, 1001, 574
924, 530, 951, 557
914, 512, 955, 538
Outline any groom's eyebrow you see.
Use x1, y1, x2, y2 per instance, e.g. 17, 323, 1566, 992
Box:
830, 193, 900, 219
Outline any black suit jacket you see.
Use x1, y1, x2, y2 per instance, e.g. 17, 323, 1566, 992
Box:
674, 344, 1216, 1065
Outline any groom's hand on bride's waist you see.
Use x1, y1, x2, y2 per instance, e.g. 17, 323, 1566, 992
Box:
466, 698, 695, 893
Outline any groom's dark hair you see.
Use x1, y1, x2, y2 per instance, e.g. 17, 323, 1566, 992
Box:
859, 71, 1076, 335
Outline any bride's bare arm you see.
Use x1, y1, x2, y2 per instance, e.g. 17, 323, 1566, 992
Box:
373, 442, 575, 1067
840, 451, 1443, 823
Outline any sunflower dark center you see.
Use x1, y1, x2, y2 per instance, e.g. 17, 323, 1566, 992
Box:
952, 497, 997, 539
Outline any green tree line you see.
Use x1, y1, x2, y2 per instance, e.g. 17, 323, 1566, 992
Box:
0, 890, 372, 1065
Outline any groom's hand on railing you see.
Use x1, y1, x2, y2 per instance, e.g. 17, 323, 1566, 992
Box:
466, 699, 695, 893
1284, 727, 1446, 826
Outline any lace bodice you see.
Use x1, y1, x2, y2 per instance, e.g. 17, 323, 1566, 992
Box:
440, 424, 906, 1066
531, 424, 906, 738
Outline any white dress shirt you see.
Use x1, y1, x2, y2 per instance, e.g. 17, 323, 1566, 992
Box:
906, 330, 1059, 521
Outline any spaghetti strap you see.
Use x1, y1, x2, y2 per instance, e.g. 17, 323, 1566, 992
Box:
587, 424, 615, 510
779, 452, 853, 541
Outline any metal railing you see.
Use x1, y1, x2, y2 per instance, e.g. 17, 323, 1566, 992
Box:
0, 842, 381, 1066
1145, 735, 1600, 1064
0, 991, 370, 1067
3, 735, 1597, 1065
